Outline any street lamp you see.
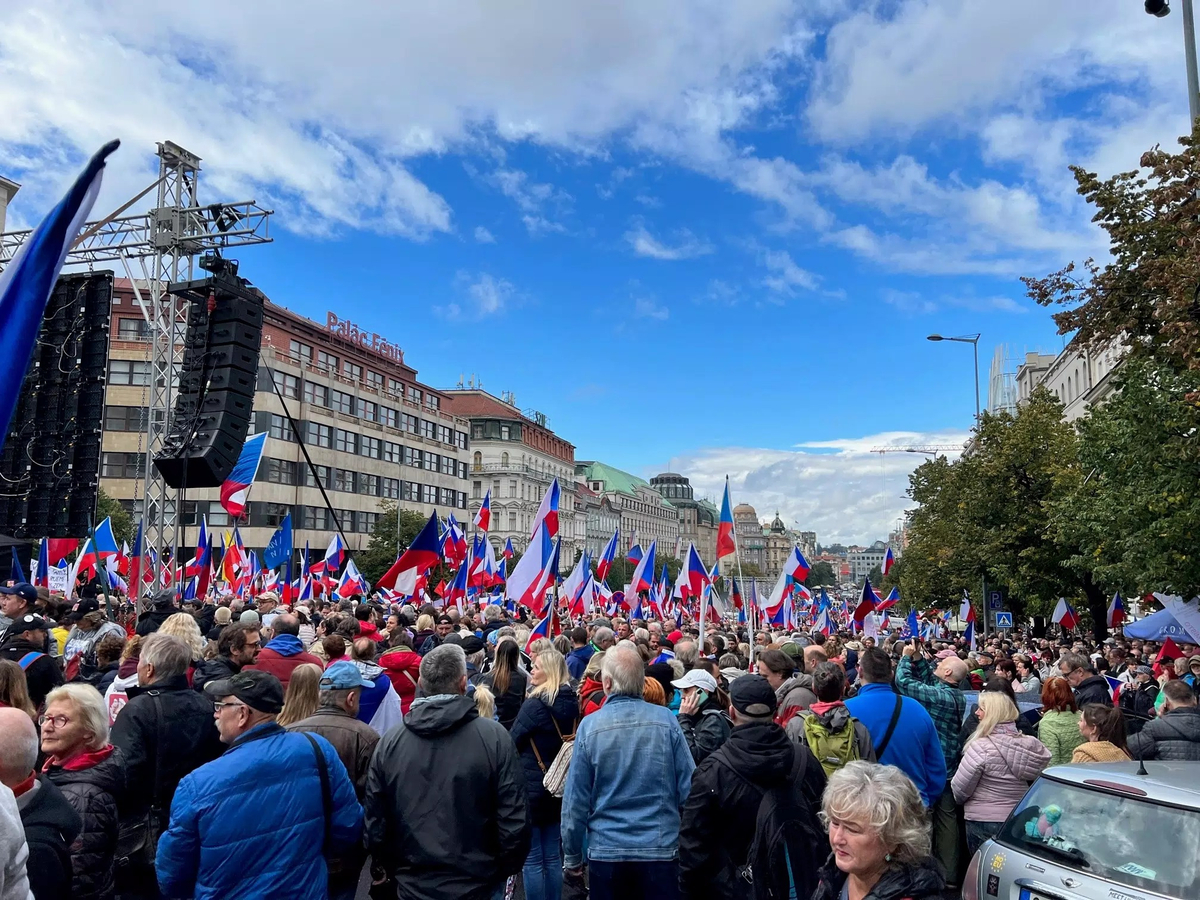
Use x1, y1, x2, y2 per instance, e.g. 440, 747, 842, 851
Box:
1145, 0, 1200, 125
927, 333, 981, 427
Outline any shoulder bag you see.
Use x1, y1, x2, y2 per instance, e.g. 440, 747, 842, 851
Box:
529, 698, 578, 798
116, 694, 167, 869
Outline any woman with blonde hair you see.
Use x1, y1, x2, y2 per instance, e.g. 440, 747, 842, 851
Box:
952, 691, 1051, 852
510, 647, 577, 900
473, 683, 496, 720
158, 612, 206, 660
812, 762, 944, 900
275, 663, 323, 727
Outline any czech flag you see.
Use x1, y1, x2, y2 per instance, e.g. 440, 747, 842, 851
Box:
377, 511, 443, 594
1107, 591, 1126, 628
960, 591, 977, 650
628, 540, 657, 596
678, 543, 709, 600
882, 546, 895, 577
502, 538, 515, 560
312, 534, 346, 576
716, 479, 737, 559
596, 529, 619, 583
853, 578, 877, 625
530, 478, 561, 540
627, 529, 642, 564
33, 538, 49, 589
473, 489, 491, 532
877, 586, 900, 611
730, 575, 743, 610
1052, 597, 1079, 631
185, 518, 209, 577
219, 432, 267, 519
525, 608, 558, 653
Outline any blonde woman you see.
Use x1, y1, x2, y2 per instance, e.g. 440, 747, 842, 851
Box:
474, 683, 496, 720
158, 612, 206, 661
275, 663, 323, 727
952, 692, 1051, 853
509, 648, 577, 900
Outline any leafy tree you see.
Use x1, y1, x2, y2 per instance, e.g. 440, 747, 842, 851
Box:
867, 565, 883, 586
357, 501, 430, 584
95, 489, 134, 545
805, 560, 837, 587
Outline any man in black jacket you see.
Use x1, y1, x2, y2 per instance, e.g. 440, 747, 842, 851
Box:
1059, 652, 1113, 707
134, 589, 177, 636
679, 674, 825, 900
0, 614, 63, 708
364, 643, 530, 900
193, 622, 261, 691
1128, 680, 1200, 761
0, 707, 81, 900
110, 633, 224, 897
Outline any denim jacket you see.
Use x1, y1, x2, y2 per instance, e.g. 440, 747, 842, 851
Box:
561, 694, 695, 868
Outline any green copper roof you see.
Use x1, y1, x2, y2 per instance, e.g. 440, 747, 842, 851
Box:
576, 460, 648, 496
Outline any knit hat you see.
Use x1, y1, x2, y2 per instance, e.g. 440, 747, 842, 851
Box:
214, 607, 232, 625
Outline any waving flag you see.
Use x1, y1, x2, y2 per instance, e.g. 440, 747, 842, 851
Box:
627, 529, 642, 564
312, 534, 346, 576
442, 515, 468, 567
877, 586, 900, 611
0, 141, 117, 446
678, 543, 709, 601
502, 538, 515, 560
507, 524, 559, 614
9, 546, 25, 584
218, 432, 267, 518
596, 529, 619, 583
960, 591, 977, 650
377, 511, 442, 595
905, 608, 919, 639
33, 538, 49, 589
263, 513, 293, 569
525, 608, 559, 653
1106, 591, 1126, 628
730, 575, 743, 610
561, 550, 590, 609
473, 489, 492, 532
1052, 598, 1079, 631
530, 478, 561, 540
92, 517, 121, 561
628, 540, 657, 596
853, 578, 877, 625
716, 479, 737, 559
882, 546, 895, 577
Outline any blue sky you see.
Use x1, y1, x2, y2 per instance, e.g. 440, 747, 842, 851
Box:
0, 1, 1192, 542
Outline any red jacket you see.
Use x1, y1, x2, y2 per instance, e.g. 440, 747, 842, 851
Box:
246, 636, 323, 690
378, 649, 422, 713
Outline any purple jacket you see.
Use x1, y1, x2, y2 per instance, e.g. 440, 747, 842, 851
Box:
951, 723, 1050, 822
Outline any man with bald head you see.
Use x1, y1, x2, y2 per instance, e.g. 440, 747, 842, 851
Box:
0, 707, 81, 900
896, 639, 969, 889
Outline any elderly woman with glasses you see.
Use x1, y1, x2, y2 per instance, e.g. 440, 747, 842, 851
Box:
40, 683, 126, 900
812, 761, 946, 900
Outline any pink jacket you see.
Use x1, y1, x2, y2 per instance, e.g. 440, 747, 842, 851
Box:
952, 723, 1051, 822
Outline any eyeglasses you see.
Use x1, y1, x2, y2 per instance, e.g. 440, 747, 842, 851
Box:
38, 714, 71, 729
213, 701, 249, 713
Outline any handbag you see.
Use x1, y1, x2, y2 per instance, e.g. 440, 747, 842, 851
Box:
530, 701, 577, 798
116, 694, 167, 868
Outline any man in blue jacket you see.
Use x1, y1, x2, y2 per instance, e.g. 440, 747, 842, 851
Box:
156, 670, 364, 900
845, 647, 947, 807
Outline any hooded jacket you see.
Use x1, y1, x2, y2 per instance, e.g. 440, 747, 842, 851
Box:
191, 654, 240, 693
245, 634, 323, 690
16, 776, 82, 900
810, 853, 946, 900
677, 696, 732, 764
951, 723, 1051, 822
1127, 706, 1200, 761
364, 694, 530, 900
786, 701, 877, 768
578, 675, 605, 717
378, 647, 423, 713
135, 600, 177, 636
679, 721, 825, 900
774, 673, 817, 723
43, 745, 126, 900
510, 684, 578, 825
103, 669, 140, 725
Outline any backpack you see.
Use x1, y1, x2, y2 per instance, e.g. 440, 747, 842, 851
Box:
738, 745, 825, 900
802, 711, 860, 777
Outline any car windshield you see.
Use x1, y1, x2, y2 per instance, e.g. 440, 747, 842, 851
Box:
997, 777, 1200, 897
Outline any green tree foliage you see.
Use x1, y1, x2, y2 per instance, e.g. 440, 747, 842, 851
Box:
357, 502, 430, 584
805, 560, 837, 587
95, 489, 134, 545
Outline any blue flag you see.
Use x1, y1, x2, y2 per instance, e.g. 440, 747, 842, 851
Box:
10, 546, 25, 583
906, 608, 919, 639
263, 513, 293, 569
0, 141, 117, 444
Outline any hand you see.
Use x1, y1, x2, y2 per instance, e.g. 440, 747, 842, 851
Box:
902, 644, 916, 657
564, 866, 585, 882
679, 690, 701, 716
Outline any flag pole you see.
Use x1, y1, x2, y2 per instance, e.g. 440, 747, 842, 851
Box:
726, 476, 756, 670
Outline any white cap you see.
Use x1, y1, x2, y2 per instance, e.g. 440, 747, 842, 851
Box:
671, 669, 718, 693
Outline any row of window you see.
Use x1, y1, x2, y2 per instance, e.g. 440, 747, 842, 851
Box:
179, 500, 384, 533
287, 340, 442, 411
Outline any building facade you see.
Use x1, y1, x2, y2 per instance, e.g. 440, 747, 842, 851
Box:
732, 503, 767, 573
849, 542, 888, 582
577, 461, 678, 555
1015, 339, 1124, 422
648, 473, 718, 564
442, 388, 581, 557
102, 280, 472, 555
578, 485, 621, 560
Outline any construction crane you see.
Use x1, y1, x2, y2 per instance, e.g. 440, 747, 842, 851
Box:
869, 445, 963, 456
0, 141, 272, 591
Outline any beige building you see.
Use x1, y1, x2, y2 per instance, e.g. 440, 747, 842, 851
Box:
649, 473, 718, 565
577, 461, 678, 555
1015, 339, 1124, 422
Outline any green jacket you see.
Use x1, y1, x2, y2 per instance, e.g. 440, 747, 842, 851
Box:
1038, 709, 1085, 766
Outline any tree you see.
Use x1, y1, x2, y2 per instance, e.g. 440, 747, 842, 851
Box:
95, 489, 134, 545
1023, 126, 1200, 375
867, 565, 883, 586
805, 560, 836, 588
357, 502, 429, 585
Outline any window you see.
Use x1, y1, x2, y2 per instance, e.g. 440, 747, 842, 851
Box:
333, 468, 356, 492
290, 340, 313, 365
301, 506, 324, 529
267, 414, 295, 442
278, 373, 301, 399
380, 406, 399, 429
249, 502, 290, 529
422, 484, 438, 504
359, 474, 379, 496
500, 425, 511, 440
427, 395, 440, 411
104, 405, 148, 432
422, 420, 436, 440
101, 452, 143, 478
501, 451, 509, 467
117, 317, 150, 340
472, 424, 484, 440
360, 436, 381, 460
509, 512, 518, 531
343, 362, 362, 383
329, 389, 355, 415
360, 401, 378, 423
334, 429, 357, 454
473, 480, 482, 498
459, 491, 467, 509
405, 447, 422, 468
108, 360, 151, 385
402, 481, 420, 502
316, 350, 339, 373
457, 461, 468, 479
262, 458, 297, 485
438, 425, 452, 444
306, 422, 333, 448
382, 477, 400, 499
383, 441, 402, 464
441, 487, 457, 506
303, 382, 328, 407
388, 378, 403, 396
423, 452, 438, 472
408, 386, 422, 404
509, 480, 517, 498
404, 414, 420, 435
456, 431, 468, 450
304, 464, 331, 488
473, 451, 483, 470
366, 371, 385, 391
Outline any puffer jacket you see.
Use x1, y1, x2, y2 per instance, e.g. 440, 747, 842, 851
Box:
510, 685, 578, 825
378, 648, 423, 713
43, 745, 126, 900
244, 634, 323, 690
1128, 706, 1200, 761
17, 776, 83, 900
677, 697, 732, 764
156, 721, 363, 900
952, 723, 1050, 823
774, 673, 817, 723
1037, 709, 1085, 766
192, 654, 240, 693
810, 853, 945, 900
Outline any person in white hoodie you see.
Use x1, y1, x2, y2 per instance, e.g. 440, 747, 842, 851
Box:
0, 783, 33, 900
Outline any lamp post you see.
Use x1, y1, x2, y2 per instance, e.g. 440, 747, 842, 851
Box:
927, 333, 981, 427
1145, 0, 1200, 125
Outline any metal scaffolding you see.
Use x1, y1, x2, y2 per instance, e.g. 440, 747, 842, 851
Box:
0, 140, 272, 596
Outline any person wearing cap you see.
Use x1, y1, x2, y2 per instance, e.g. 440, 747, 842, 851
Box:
364, 644, 530, 900
679, 674, 826, 900
0, 613, 63, 708
157, 670, 363, 900
1185, 654, 1200, 690
1118, 664, 1160, 729
418, 615, 455, 656
135, 589, 178, 637
0, 582, 40, 643
674, 668, 731, 764
287, 660, 381, 900
62, 598, 126, 682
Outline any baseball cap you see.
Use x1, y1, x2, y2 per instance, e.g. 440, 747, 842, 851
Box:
935, 649, 958, 660
319, 660, 375, 691
0, 583, 37, 604
671, 669, 718, 693
204, 670, 285, 714
10, 613, 49, 634
67, 598, 101, 621
436, 614, 453, 626
667, 630, 684, 644
1135, 665, 1155, 676
730, 674, 777, 717
460, 635, 485, 654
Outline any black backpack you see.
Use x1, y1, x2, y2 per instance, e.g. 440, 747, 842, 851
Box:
732, 745, 826, 900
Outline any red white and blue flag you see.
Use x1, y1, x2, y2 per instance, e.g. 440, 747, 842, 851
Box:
628, 539, 657, 597
882, 546, 895, 577
219, 432, 267, 519
1052, 597, 1079, 631
530, 478, 561, 540
596, 528, 619, 583
336, 558, 369, 599
376, 512, 443, 595
716, 479, 737, 559
960, 591, 977, 650
678, 543, 709, 601
877, 586, 900, 611
473, 489, 491, 532
502, 538, 515, 560
1106, 591, 1126, 628
853, 578, 877, 626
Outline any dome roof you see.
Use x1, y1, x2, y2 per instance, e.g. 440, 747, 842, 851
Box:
733, 502, 757, 517
770, 512, 786, 533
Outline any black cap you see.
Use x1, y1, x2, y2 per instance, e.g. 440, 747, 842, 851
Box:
0, 583, 37, 604
730, 674, 777, 717
11, 613, 49, 634
436, 614, 453, 626
460, 635, 484, 654
67, 598, 101, 621
203, 670, 285, 714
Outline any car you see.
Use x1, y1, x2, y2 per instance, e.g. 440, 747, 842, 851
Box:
965, 761, 1200, 900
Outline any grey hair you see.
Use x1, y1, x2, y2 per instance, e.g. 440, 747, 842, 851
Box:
140, 633, 192, 680
592, 626, 615, 649
483, 604, 502, 622
601, 644, 645, 697
44, 684, 109, 750
675, 640, 699, 670
319, 688, 355, 710
420, 643, 467, 695
820, 762, 931, 864
1059, 651, 1093, 674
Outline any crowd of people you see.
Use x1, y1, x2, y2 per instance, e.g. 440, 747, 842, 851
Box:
0, 578, 1198, 900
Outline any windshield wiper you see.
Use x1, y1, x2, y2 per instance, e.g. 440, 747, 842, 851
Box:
1028, 842, 1091, 870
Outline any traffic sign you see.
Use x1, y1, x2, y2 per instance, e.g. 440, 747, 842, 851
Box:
989, 591, 1003, 610
994, 612, 1013, 629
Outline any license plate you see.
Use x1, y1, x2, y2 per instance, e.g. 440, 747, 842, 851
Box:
1020, 890, 1064, 900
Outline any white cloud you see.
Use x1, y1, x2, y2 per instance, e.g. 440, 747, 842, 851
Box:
625, 223, 713, 260
664, 429, 968, 544
634, 296, 670, 320
450, 271, 515, 317
474, 225, 496, 243
761, 248, 818, 294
